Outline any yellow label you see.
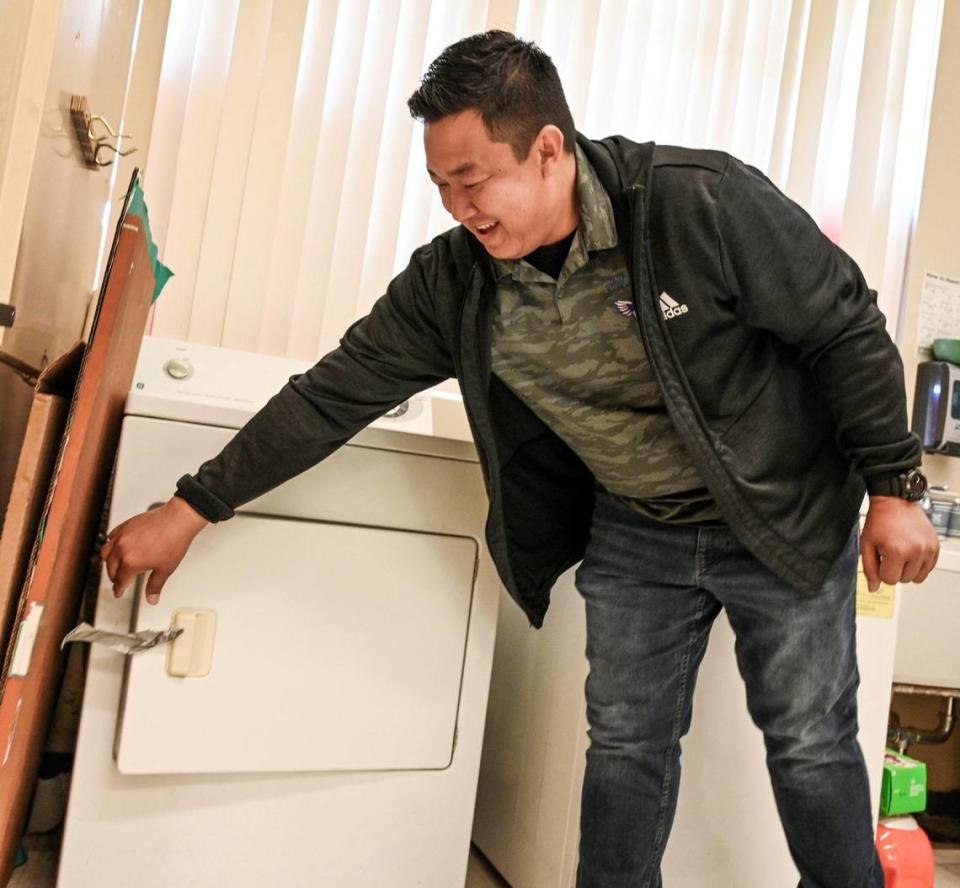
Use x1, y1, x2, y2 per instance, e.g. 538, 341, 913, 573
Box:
856, 572, 895, 619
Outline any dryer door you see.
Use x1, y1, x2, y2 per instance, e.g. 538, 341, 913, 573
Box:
113, 513, 477, 775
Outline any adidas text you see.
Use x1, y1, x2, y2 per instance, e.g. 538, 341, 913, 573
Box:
659, 291, 689, 320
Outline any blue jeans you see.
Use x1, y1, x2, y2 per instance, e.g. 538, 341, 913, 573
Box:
575, 490, 882, 888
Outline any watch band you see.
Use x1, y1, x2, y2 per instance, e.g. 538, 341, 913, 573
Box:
866, 469, 927, 500
866, 476, 902, 497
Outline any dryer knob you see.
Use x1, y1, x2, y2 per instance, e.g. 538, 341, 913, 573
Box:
384, 400, 410, 419
164, 357, 194, 380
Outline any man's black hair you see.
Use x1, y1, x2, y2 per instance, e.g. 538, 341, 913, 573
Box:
407, 30, 576, 161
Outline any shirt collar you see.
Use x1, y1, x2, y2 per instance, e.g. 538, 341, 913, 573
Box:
574, 143, 618, 253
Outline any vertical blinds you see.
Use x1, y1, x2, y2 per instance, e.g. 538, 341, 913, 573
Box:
147, 0, 942, 360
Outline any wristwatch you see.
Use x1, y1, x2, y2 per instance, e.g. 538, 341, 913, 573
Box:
866, 468, 928, 501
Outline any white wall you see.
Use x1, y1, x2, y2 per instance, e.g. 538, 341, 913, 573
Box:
0, 0, 61, 338
0, 0, 170, 523
898, 0, 960, 491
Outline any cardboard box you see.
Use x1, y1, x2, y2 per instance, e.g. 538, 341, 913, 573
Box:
0, 345, 82, 655
880, 749, 928, 817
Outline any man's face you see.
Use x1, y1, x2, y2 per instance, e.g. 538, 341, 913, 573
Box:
424, 110, 562, 259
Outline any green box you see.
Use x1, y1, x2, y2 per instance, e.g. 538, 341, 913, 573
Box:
880, 749, 927, 817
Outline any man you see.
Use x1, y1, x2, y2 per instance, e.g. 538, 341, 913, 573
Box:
103, 30, 938, 887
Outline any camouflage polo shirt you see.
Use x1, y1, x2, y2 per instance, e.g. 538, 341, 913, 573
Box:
490, 145, 721, 525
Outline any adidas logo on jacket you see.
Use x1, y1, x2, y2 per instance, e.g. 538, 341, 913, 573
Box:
660, 292, 688, 320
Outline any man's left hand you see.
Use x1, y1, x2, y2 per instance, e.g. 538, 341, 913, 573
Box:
860, 496, 940, 592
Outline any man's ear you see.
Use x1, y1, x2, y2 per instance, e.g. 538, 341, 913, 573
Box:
535, 125, 567, 176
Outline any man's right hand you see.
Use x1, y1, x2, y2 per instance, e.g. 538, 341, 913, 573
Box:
100, 496, 209, 605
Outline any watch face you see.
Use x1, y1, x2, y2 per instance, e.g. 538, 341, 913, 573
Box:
905, 470, 928, 500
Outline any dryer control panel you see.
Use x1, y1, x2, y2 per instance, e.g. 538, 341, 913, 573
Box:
128, 335, 433, 434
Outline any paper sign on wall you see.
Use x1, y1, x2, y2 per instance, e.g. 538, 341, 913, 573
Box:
917, 271, 960, 357
856, 573, 895, 619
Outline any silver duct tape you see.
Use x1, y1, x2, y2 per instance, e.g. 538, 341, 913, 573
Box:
61, 622, 183, 654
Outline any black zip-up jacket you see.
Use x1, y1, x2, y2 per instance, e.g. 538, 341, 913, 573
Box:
177, 135, 922, 628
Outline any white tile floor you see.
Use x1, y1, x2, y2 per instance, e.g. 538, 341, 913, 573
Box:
938, 866, 960, 887
12, 839, 960, 886
464, 848, 960, 888
937, 848, 960, 887
8, 840, 509, 888
465, 846, 960, 888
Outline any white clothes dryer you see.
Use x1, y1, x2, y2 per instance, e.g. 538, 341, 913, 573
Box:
893, 539, 960, 689
58, 336, 500, 887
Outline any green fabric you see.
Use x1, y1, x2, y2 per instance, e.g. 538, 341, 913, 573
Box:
126, 180, 173, 303
490, 146, 721, 524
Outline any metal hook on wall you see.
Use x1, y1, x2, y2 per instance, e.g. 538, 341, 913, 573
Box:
69, 95, 138, 169
93, 140, 138, 167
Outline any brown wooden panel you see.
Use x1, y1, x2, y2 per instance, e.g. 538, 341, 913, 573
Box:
0, 181, 156, 881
